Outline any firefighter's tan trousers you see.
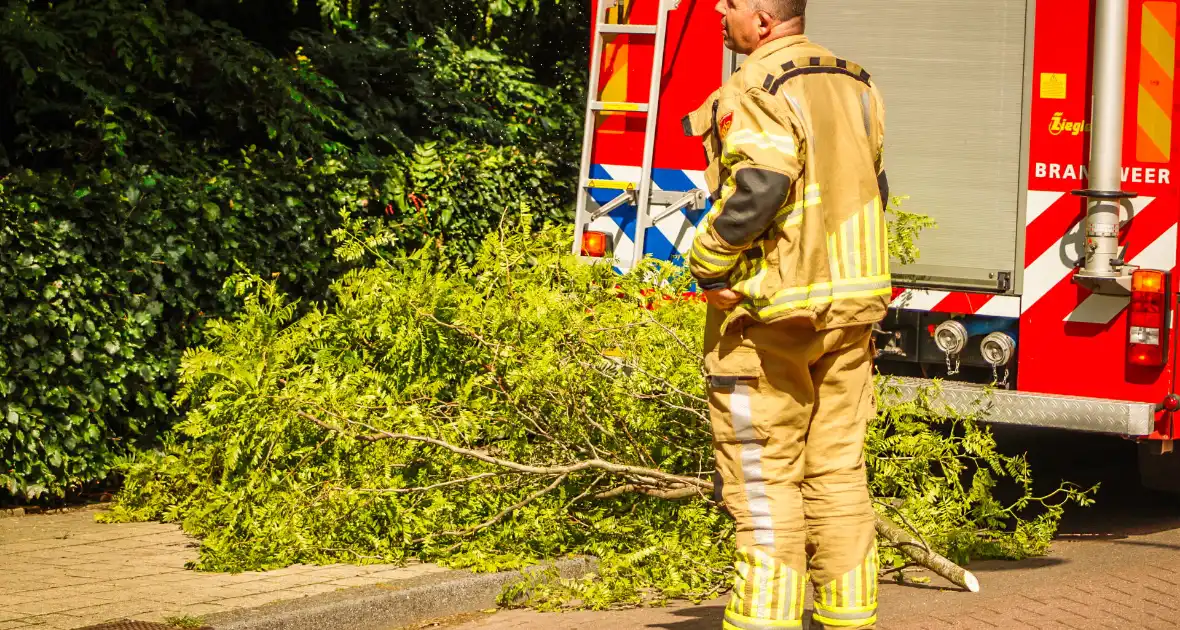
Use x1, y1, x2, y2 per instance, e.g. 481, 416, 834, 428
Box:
705, 310, 878, 630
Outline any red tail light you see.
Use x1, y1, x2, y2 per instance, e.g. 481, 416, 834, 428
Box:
581, 231, 610, 258
1128, 269, 1169, 367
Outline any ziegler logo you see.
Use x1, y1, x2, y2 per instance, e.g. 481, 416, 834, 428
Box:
1049, 112, 1089, 136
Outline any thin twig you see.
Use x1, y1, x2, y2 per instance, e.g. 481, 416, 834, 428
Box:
639, 307, 699, 359
565, 473, 608, 508
880, 562, 920, 578
416, 474, 569, 542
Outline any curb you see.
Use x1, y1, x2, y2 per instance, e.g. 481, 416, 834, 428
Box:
0, 502, 112, 518
200, 556, 598, 630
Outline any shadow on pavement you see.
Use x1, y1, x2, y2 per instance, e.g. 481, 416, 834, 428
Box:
650, 607, 830, 630
1109, 538, 1180, 550
650, 603, 724, 629
991, 426, 1180, 538
964, 556, 1067, 572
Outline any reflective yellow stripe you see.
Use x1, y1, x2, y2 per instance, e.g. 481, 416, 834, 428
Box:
732, 258, 769, 300
599, 101, 643, 112
726, 129, 798, 157
871, 546, 879, 604
586, 179, 633, 190
691, 241, 740, 273
878, 197, 890, 275
828, 233, 842, 281
752, 275, 891, 306
849, 211, 862, 279
773, 563, 785, 621
758, 287, 893, 318
811, 613, 878, 628
793, 570, 803, 621
865, 201, 879, 276
776, 184, 821, 228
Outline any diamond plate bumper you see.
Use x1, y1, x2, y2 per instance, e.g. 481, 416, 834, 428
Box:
881, 377, 1156, 436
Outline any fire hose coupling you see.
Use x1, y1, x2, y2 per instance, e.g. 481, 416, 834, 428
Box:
933, 320, 969, 357
980, 331, 1016, 367
933, 318, 1017, 359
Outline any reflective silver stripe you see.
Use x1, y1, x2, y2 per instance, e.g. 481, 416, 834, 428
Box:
842, 216, 860, 279
754, 553, 771, 618
783, 94, 811, 149
731, 382, 773, 547
723, 611, 803, 630
828, 233, 842, 281
848, 572, 858, 611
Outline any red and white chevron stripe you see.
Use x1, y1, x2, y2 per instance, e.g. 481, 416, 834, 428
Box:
889, 190, 1178, 324
890, 288, 1020, 317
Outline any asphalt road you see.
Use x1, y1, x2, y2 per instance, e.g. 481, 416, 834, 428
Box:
417, 428, 1180, 630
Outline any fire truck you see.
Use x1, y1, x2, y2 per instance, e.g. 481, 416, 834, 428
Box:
572, 0, 1180, 491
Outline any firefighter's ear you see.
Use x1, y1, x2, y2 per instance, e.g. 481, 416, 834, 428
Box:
755, 8, 777, 35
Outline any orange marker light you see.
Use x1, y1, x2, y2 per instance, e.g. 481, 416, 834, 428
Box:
1133, 269, 1166, 293
581, 231, 610, 257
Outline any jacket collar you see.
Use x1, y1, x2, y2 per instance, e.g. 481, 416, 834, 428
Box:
744, 34, 810, 65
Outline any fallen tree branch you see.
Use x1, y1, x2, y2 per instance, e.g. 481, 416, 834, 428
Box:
300, 408, 980, 593
592, 484, 704, 501
346, 471, 507, 494
298, 410, 711, 490
874, 513, 980, 593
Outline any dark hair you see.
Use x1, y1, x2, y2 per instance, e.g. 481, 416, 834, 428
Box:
757, 0, 806, 21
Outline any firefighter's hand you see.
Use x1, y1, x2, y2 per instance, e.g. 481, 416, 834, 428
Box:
704, 288, 743, 310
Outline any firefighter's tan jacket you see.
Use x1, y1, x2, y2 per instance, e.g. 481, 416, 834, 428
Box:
683, 36, 890, 333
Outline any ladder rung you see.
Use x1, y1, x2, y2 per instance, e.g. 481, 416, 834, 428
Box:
587, 179, 636, 191
591, 101, 649, 112
598, 24, 658, 35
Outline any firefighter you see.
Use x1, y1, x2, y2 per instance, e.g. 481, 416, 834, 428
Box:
682, 0, 890, 628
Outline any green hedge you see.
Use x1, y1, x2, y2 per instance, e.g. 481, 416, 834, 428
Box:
0, 0, 583, 498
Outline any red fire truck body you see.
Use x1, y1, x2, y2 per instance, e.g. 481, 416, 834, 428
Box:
574, 0, 1180, 487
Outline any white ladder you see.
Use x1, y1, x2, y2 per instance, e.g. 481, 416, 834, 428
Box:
572, 0, 705, 269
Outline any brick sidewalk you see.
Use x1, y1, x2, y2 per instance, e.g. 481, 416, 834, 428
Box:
0, 507, 447, 629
